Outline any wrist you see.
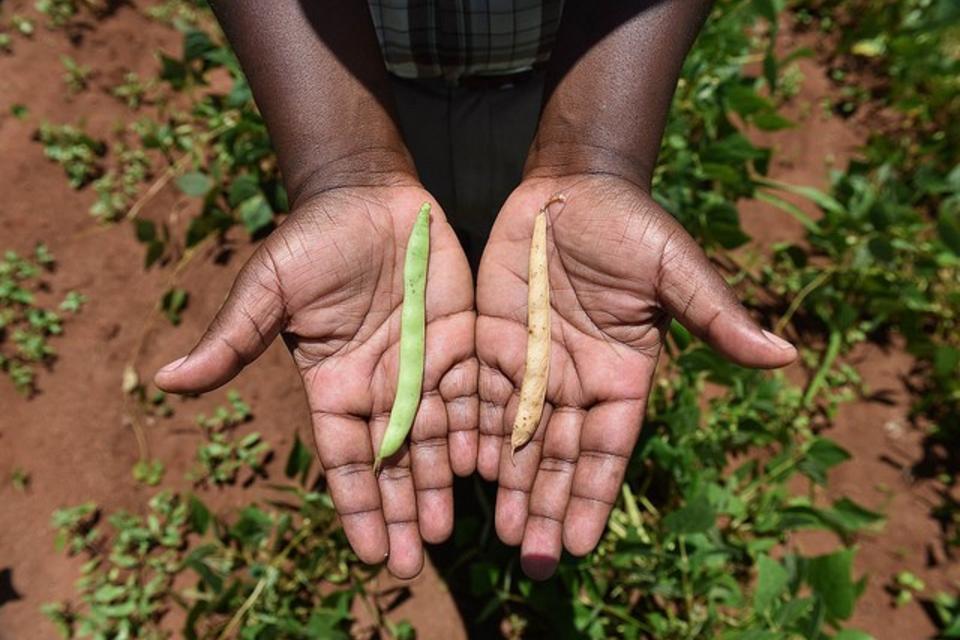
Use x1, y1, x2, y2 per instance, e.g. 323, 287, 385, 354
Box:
287, 144, 420, 208
523, 138, 654, 192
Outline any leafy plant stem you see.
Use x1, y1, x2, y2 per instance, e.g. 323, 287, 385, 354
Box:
125, 122, 231, 222
218, 575, 266, 640
218, 521, 314, 639
774, 267, 837, 335
803, 330, 843, 408
125, 152, 191, 221
754, 188, 821, 233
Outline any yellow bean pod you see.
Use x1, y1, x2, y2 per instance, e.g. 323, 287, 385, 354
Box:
511, 195, 562, 458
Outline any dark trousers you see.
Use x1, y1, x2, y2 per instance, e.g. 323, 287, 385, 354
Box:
389, 73, 545, 271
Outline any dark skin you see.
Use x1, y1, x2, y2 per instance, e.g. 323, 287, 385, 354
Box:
155, 0, 796, 580
154, 0, 477, 579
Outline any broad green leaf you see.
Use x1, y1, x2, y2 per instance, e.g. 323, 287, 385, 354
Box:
161, 288, 188, 325
183, 29, 217, 61
158, 54, 188, 89
230, 506, 273, 546
238, 194, 273, 235
176, 172, 213, 197
664, 493, 715, 535
827, 498, 885, 533
749, 0, 780, 25
941, 613, 960, 638
185, 209, 233, 246
184, 545, 223, 593
806, 548, 858, 621
798, 437, 851, 485
752, 111, 794, 131
757, 178, 846, 216
934, 346, 960, 377
228, 174, 260, 207
92, 584, 125, 602
284, 433, 313, 483
187, 494, 211, 534
775, 597, 814, 627
754, 554, 789, 612
725, 84, 772, 116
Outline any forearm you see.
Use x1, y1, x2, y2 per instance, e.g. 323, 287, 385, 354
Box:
210, 0, 416, 206
525, 0, 713, 188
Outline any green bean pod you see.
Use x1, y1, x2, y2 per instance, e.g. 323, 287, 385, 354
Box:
376, 202, 431, 471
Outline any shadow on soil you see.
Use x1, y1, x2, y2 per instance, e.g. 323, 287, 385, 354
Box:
0, 568, 22, 608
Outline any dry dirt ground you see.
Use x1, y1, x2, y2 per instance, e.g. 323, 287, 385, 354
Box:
0, 3, 955, 639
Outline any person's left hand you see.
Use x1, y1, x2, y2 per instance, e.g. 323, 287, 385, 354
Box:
475, 174, 797, 579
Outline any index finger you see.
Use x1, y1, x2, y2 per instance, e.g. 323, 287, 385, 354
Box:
311, 410, 388, 565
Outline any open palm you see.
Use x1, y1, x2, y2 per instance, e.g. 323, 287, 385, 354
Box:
476, 175, 796, 579
155, 185, 477, 578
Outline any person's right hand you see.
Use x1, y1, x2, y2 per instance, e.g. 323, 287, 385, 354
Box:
154, 184, 477, 579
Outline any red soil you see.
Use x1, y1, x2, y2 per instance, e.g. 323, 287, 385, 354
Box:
0, 4, 952, 640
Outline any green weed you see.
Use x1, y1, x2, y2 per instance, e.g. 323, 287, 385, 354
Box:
0, 246, 83, 395
61, 55, 91, 94
35, 123, 106, 189
44, 422, 408, 638
187, 391, 270, 487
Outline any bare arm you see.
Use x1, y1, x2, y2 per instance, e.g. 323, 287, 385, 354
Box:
209, 0, 418, 203
157, 2, 477, 580
476, 0, 796, 580
526, 0, 713, 186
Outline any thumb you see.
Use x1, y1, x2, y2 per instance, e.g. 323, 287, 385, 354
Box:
154, 248, 286, 393
656, 225, 796, 368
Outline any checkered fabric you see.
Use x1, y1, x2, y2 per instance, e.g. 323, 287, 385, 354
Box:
367, 0, 564, 81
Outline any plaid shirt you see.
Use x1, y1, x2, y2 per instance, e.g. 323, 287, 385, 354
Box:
367, 0, 564, 82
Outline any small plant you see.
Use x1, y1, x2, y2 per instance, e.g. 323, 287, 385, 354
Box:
35, 123, 106, 188
111, 72, 153, 109
10, 15, 35, 36
132, 459, 165, 486
10, 467, 30, 491
36, 0, 79, 27
122, 365, 174, 419
90, 146, 151, 221
44, 432, 407, 638
51, 502, 99, 555
35, 0, 111, 28
0, 246, 82, 394
932, 591, 960, 637
890, 570, 926, 607
189, 391, 269, 486
59, 291, 86, 313
160, 287, 187, 325
45, 493, 188, 638
61, 55, 92, 94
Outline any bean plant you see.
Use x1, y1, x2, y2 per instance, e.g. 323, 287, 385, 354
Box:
44, 401, 411, 639
0, 246, 84, 394
21, 0, 960, 636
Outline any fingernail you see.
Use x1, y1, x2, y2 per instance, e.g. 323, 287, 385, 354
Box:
762, 330, 794, 351
159, 355, 187, 374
